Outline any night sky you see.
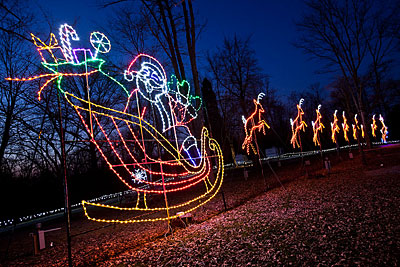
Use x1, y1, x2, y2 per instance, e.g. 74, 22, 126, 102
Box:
36, 0, 333, 98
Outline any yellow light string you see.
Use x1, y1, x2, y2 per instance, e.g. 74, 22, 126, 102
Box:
31, 33, 63, 63
81, 135, 224, 223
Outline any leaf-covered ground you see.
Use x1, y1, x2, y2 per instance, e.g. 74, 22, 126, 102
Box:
2, 145, 399, 266
99, 153, 399, 266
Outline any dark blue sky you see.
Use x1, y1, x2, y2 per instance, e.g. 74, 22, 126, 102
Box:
36, 0, 332, 98
196, 0, 332, 97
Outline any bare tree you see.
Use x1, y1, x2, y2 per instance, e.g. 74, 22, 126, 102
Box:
208, 35, 269, 152
104, 0, 202, 95
208, 35, 266, 116
103, 0, 205, 138
0, 0, 35, 169
363, 1, 400, 115
296, 0, 400, 148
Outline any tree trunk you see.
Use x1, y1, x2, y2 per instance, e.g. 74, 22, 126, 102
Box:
355, 78, 372, 149
182, 0, 201, 100
153, 0, 182, 81
164, 0, 186, 81
0, 81, 17, 168
0, 110, 13, 167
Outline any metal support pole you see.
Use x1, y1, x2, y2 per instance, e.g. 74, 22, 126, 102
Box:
159, 161, 171, 233
203, 102, 227, 211
57, 91, 72, 267
251, 117, 268, 191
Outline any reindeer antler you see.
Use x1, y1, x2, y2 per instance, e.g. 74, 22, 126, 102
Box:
242, 115, 246, 125
257, 93, 265, 104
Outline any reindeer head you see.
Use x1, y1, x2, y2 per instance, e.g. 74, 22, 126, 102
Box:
299, 98, 304, 107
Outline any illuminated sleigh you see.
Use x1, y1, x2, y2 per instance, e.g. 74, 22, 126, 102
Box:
8, 25, 224, 224
68, 92, 224, 223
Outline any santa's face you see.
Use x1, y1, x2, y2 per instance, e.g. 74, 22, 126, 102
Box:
136, 62, 167, 99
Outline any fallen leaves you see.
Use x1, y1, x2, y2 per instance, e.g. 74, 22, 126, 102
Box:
2, 146, 399, 266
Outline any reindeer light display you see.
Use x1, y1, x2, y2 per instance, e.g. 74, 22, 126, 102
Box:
379, 114, 388, 143
331, 110, 340, 144
352, 114, 363, 140
371, 114, 378, 138
311, 104, 325, 147
242, 93, 270, 155
290, 98, 307, 149
342, 111, 350, 143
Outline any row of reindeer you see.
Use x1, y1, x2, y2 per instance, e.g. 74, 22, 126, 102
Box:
241, 94, 389, 155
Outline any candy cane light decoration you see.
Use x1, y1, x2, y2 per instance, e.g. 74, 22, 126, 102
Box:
290, 98, 307, 149
59, 23, 79, 63
330, 110, 340, 144
241, 93, 270, 155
